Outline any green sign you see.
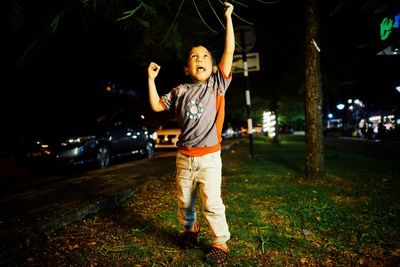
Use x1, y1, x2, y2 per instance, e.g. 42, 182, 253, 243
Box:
380, 12, 400, 40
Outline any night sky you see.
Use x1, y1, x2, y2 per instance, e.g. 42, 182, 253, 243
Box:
1, 0, 399, 147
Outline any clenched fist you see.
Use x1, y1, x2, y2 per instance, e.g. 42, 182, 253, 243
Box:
148, 62, 161, 80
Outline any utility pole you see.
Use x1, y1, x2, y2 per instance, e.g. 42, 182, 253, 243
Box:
240, 29, 254, 157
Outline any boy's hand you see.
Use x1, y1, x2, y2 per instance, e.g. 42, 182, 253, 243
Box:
224, 2, 233, 17
148, 62, 161, 80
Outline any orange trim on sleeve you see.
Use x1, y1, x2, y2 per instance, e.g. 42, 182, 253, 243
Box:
218, 63, 232, 80
159, 98, 167, 110
215, 95, 225, 144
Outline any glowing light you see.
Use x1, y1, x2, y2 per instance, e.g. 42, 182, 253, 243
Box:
336, 104, 345, 110
380, 12, 400, 40
262, 111, 276, 138
381, 18, 394, 40
328, 113, 333, 119
396, 86, 400, 93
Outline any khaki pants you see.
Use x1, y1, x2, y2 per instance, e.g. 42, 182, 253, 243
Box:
176, 150, 230, 244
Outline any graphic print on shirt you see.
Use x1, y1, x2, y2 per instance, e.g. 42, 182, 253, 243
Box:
186, 100, 204, 120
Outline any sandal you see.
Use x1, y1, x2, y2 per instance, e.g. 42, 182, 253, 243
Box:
179, 223, 200, 248
206, 244, 229, 265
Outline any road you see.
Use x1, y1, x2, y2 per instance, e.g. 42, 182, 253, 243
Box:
0, 150, 175, 198
0, 150, 177, 219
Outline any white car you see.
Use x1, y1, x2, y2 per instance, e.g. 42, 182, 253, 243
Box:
155, 120, 181, 149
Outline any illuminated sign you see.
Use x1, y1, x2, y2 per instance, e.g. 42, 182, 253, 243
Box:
380, 12, 400, 40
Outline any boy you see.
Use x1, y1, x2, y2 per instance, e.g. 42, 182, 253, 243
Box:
147, 2, 234, 264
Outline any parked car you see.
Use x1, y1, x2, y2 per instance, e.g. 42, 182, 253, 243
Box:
155, 119, 181, 149
16, 110, 157, 170
222, 123, 242, 139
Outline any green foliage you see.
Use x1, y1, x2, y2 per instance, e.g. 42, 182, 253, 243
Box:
220, 137, 399, 264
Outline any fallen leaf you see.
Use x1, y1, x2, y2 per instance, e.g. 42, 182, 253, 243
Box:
303, 229, 312, 236
68, 244, 80, 250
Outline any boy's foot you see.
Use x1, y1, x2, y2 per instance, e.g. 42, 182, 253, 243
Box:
205, 244, 229, 265
179, 223, 200, 248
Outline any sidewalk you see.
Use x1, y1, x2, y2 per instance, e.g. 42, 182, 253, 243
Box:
0, 138, 243, 260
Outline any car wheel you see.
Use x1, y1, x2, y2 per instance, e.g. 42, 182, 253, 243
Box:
96, 145, 110, 168
144, 141, 155, 158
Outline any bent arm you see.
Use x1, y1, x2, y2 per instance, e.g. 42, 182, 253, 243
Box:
219, 2, 235, 76
148, 62, 165, 112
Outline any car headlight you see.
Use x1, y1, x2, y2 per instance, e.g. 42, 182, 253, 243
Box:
150, 132, 158, 140
61, 135, 96, 146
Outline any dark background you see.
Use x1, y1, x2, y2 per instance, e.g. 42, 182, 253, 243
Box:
1, 0, 399, 147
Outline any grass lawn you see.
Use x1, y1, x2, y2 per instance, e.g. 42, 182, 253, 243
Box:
19, 136, 400, 266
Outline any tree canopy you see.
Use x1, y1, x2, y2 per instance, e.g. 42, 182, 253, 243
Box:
1, 0, 398, 130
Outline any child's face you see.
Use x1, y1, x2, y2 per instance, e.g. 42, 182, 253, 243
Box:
184, 46, 213, 83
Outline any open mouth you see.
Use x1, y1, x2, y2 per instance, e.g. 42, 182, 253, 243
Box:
197, 66, 205, 72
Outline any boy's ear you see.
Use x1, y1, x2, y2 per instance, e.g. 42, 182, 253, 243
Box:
213, 66, 218, 74
184, 66, 189, 76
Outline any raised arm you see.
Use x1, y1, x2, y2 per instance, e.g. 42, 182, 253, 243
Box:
219, 2, 235, 76
147, 62, 165, 112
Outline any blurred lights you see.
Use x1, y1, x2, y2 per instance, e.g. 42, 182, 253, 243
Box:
369, 115, 381, 122
150, 132, 157, 140
263, 111, 276, 138
63, 136, 95, 146
336, 104, 345, 110
396, 86, 400, 93
337, 99, 364, 111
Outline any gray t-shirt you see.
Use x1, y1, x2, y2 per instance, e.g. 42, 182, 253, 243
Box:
160, 66, 232, 156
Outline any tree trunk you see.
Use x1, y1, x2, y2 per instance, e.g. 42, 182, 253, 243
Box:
304, 0, 325, 179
